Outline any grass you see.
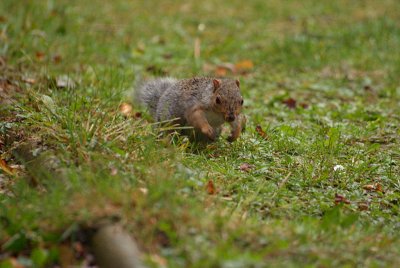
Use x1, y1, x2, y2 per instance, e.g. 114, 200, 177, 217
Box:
1, 0, 400, 267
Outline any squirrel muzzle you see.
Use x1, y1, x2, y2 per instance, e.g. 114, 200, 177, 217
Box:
226, 113, 236, 122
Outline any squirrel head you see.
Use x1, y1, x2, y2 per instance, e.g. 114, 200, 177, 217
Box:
211, 78, 243, 123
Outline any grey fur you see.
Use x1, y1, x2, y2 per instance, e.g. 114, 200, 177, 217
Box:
134, 77, 244, 141
134, 77, 178, 118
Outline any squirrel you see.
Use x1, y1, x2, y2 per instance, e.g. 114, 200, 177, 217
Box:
134, 77, 246, 142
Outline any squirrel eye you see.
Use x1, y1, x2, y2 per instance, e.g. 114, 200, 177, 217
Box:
216, 97, 221, 104
240, 99, 244, 105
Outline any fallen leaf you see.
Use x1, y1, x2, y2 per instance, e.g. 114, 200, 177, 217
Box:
215, 66, 228, 77
363, 183, 383, 193
119, 102, 133, 116
358, 201, 369, 211
375, 183, 383, 193
239, 163, 253, 172
41, 95, 57, 113
22, 77, 36, 84
363, 184, 375, 191
282, 98, 297, 109
53, 54, 62, 64
0, 159, 14, 175
334, 193, 351, 205
35, 51, 45, 61
235, 60, 254, 72
255, 125, 268, 140
206, 180, 216, 195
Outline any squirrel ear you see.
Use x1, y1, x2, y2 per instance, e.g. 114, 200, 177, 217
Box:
235, 79, 240, 88
213, 79, 221, 92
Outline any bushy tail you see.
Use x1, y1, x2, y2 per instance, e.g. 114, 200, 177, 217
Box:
133, 77, 177, 118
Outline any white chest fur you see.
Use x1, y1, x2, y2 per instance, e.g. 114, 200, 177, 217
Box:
205, 111, 225, 127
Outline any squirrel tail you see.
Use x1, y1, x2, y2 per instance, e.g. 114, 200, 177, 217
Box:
133, 77, 178, 118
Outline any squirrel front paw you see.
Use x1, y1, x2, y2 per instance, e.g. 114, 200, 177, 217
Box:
227, 135, 237, 143
201, 125, 216, 141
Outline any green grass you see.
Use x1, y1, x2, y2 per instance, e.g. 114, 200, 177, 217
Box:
1, 0, 400, 267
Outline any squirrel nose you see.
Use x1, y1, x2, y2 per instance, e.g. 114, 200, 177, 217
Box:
227, 114, 235, 122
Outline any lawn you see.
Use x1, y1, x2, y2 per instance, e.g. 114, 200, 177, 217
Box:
1, 0, 400, 267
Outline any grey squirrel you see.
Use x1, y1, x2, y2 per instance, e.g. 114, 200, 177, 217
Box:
134, 77, 246, 142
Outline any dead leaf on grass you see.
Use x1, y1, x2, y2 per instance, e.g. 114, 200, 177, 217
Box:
35, 51, 46, 61
215, 66, 228, 77
53, 54, 62, 64
363, 183, 383, 193
239, 163, 254, 172
358, 201, 369, 211
0, 159, 14, 175
206, 180, 216, 195
334, 193, 351, 205
235, 60, 254, 73
255, 125, 268, 140
282, 98, 297, 109
119, 102, 133, 116
22, 77, 36, 84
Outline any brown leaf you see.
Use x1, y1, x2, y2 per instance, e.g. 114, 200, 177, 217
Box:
215, 66, 228, 77
119, 102, 133, 116
35, 51, 45, 61
334, 193, 351, 205
206, 180, 216, 195
235, 60, 254, 72
22, 77, 36, 84
255, 125, 268, 140
0, 159, 14, 175
239, 163, 253, 172
282, 98, 297, 109
363, 184, 375, 191
375, 183, 383, 193
53, 54, 62, 64
363, 183, 383, 193
358, 201, 369, 211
